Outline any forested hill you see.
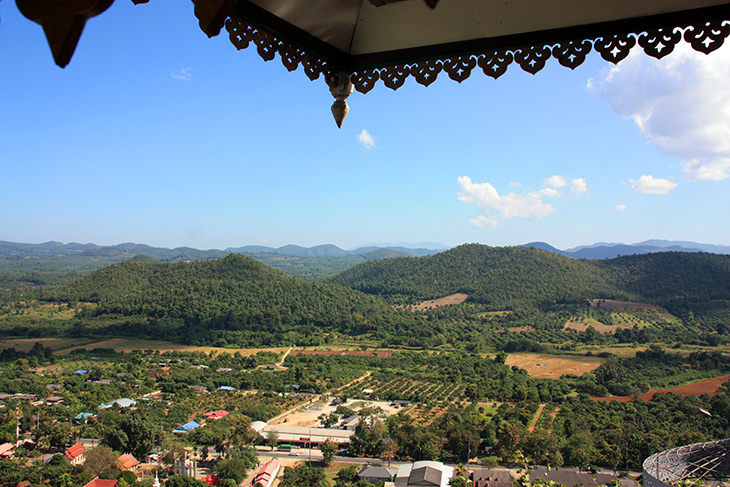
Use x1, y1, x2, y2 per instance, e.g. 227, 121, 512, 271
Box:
595, 251, 730, 317
46, 254, 419, 345
327, 244, 730, 311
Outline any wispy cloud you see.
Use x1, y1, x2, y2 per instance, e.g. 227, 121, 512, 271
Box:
357, 129, 375, 150
469, 216, 498, 228
588, 43, 730, 181
630, 175, 678, 194
171, 68, 193, 81
616, 204, 627, 211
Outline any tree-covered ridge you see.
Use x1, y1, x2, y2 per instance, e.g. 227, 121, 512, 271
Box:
597, 251, 730, 304
328, 244, 730, 312
328, 244, 626, 309
46, 254, 419, 342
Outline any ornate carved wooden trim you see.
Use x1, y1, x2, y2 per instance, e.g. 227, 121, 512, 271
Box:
192, 0, 237, 38
225, 15, 730, 94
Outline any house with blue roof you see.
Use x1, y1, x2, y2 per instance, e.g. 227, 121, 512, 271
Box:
172, 421, 200, 434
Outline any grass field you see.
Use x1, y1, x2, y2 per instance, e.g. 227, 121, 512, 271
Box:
505, 353, 605, 379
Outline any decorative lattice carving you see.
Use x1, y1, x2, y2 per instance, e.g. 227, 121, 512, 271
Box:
684, 20, 730, 54
594, 34, 636, 64
553, 40, 592, 69
412, 60, 443, 86
443, 56, 477, 82
638, 27, 683, 59
477, 51, 513, 79
514, 45, 551, 74
225, 15, 730, 92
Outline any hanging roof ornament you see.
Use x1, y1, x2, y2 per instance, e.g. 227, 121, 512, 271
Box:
15, 0, 114, 68
13, 0, 730, 126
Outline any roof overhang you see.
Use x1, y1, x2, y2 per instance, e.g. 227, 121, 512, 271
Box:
12, 0, 730, 126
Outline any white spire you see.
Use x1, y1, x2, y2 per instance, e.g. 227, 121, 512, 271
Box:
153, 473, 161, 487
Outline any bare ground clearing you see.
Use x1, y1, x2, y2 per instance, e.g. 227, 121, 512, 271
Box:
505, 353, 605, 379
398, 293, 468, 311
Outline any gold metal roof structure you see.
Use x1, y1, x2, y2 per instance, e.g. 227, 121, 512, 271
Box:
12, 0, 730, 126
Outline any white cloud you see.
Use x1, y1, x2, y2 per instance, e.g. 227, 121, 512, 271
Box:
457, 176, 557, 224
469, 216, 498, 228
631, 175, 678, 194
538, 187, 562, 198
357, 129, 375, 150
616, 204, 627, 211
588, 42, 730, 181
171, 68, 193, 81
571, 178, 588, 196
457, 175, 590, 227
544, 175, 567, 188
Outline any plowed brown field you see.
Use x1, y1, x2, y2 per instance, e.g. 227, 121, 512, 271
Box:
591, 375, 730, 402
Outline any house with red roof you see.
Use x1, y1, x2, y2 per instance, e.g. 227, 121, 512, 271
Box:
203, 409, 230, 420
83, 478, 118, 487
0, 442, 14, 458
252, 458, 281, 487
117, 453, 140, 471
64, 444, 86, 465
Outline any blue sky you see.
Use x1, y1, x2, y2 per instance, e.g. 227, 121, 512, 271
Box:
1, 2, 729, 251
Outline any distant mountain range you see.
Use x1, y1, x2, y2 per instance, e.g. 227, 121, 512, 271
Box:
2, 239, 729, 280
522, 240, 730, 260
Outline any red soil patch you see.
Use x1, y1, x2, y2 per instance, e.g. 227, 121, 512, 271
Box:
589, 299, 663, 312
591, 375, 730, 402
291, 350, 393, 358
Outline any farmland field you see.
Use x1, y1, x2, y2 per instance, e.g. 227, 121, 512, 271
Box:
505, 353, 605, 378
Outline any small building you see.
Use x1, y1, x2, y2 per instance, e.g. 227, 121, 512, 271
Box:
99, 398, 136, 410
219, 386, 238, 392
529, 467, 623, 487
203, 410, 230, 420
45, 395, 64, 405
0, 442, 15, 458
471, 469, 512, 487
252, 458, 281, 487
216, 367, 233, 372
173, 421, 201, 434
189, 385, 209, 394
117, 453, 140, 471
395, 461, 454, 487
64, 444, 87, 465
83, 478, 118, 487
45, 383, 62, 392
341, 415, 360, 431
74, 412, 95, 424
359, 465, 396, 483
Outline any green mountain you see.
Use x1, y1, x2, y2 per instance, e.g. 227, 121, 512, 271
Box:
328, 244, 730, 314
46, 254, 418, 346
